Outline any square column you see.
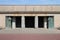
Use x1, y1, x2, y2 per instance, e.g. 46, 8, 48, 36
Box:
22, 16, 25, 28
35, 16, 38, 28
12, 17, 16, 29
44, 17, 47, 29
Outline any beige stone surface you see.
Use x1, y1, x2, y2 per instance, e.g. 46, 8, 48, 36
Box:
0, 14, 5, 28
52, 6, 60, 11
0, 28, 60, 34
0, 6, 60, 12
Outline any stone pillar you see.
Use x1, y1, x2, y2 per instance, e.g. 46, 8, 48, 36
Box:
12, 17, 16, 29
22, 16, 25, 28
44, 17, 47, 29
35, 16, 38, 28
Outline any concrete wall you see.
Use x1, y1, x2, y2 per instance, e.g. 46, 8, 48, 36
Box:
0, 14, 5, 28
0, 6, 60, 12
47, 14, 60, 28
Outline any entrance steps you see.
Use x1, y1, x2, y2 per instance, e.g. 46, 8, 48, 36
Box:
0, 28, 60, 34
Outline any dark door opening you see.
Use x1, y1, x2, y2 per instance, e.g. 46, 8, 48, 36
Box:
16, 16, 21, 28
25, 16, 35, 28
38, 16, 44, 28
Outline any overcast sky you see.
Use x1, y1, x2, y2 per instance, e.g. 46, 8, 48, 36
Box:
0, 0, 60, 5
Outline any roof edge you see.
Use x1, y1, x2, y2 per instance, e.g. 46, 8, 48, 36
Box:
0, 4, 60, 6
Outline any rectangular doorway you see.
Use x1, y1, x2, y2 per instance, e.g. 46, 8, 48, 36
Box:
38, 16, 44, 28
25, 16, 35, 28
6, 16, 12, 28
38, 16, 54, 29
6, 16, 21, 29
16, 16, 21, 28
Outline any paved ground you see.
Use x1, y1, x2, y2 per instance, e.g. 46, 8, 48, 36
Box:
0, 29, 60, 40
0, 34, 60, 40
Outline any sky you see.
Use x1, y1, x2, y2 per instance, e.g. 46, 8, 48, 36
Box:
0, 0, 60, 5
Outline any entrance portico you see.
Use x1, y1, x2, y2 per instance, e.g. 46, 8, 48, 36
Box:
6, 16, 54, 29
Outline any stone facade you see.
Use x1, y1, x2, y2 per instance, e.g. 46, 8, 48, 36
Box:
0, 5, 60, 29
